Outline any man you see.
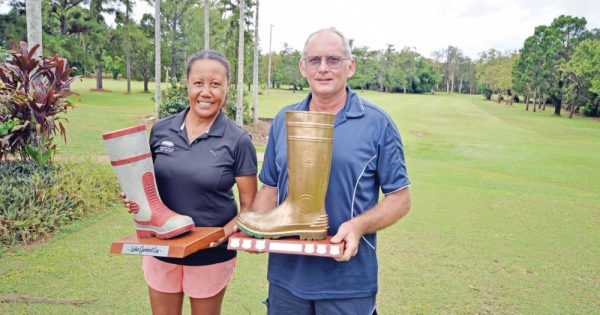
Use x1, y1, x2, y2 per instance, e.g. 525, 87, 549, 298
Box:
250, 28, 411, 315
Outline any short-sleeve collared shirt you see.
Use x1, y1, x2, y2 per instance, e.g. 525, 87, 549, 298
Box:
150, 109, 257, 266
260, 87, 410, 299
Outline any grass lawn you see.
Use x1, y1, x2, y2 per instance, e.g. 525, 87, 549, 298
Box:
1, 79, 599, 313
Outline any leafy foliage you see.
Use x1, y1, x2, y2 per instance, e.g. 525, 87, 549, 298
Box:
561, 38, 600, 117
512, 15, 590, 115
158, 77, 188, 119
0, 160, 119, 246
226, 84, 252, 124
0, 41, 78, 163
477, 49, 516, 102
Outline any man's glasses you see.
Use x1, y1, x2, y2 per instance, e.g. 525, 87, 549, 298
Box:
303, 55, 347, 70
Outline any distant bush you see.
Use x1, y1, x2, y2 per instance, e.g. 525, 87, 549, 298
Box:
481, 86, 493, 100
581, 104, 599, 117
158, 77, 188, 119
225, 85, 252, 125
0, 160, 118, 246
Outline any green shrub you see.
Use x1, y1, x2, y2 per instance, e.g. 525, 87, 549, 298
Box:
581, 104, 598, 117
158, 77, 188, 119
0, 160, 118, 246
481, 85, 493, 100
225, 85, 252, 125
0, 41, 78, 163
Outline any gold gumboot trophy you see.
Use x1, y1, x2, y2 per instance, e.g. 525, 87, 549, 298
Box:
232, 111, 344, 257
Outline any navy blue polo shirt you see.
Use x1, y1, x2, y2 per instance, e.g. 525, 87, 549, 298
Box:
260, 86, 411, 299
150, 109, 257, 266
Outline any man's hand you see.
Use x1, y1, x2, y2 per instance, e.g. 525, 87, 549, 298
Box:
330, 188, 411, 261
330, 220, 363, 262
119, 192, 139, 214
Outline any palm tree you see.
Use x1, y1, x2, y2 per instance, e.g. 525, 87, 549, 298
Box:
124, 0, 134, 94
252, 0, 259, 123
25, 0, 43, 57
154, 0, 161, 117
204, 0, 209, 49
235, 0, 245, 126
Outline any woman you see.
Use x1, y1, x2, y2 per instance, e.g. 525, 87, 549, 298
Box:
125, 50, 257, 315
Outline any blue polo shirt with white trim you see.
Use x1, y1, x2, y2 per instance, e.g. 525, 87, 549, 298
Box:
150, 109, 257, 266
260, 86, 410, 299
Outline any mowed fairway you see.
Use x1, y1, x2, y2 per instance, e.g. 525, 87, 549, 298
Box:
1, 79, 599, 314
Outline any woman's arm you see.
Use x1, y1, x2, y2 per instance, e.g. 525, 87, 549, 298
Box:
210, 174, 257, 247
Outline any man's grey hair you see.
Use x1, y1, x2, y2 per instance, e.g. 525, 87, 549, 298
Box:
302, 28, 353, 59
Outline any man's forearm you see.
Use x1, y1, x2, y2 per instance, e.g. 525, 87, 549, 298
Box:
351, 187, 411, 235
249, 185, 278, 212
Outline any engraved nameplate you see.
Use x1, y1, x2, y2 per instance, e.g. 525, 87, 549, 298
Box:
122, 244, 169, 256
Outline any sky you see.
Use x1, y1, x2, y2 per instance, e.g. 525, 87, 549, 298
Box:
131, 0, 600, 59
5, 0, 600, 59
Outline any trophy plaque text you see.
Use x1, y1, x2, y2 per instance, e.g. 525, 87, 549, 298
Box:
111, 227, 224, 258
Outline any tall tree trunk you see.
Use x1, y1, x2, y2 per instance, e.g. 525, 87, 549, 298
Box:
459, 77, 463, 93
60, 14, 68, 35
96, 64, 103, 89
170, 2, 178, 80
204, 0, 210, 49
171, 42, 177, 80
542, 98, 545, 111
525, 94, 530, 111
154, 0, 161, 117
568, 86, 578, 119
568, 103, 575, 118
251, 0, 259, 124
235, 0, 245, 126
142, 54, 149, 92
267, 23, 273, 95
26, 0, 43, 58
125, 0, 131, 94
553, 97, 561, 116
144, 73, 149, 92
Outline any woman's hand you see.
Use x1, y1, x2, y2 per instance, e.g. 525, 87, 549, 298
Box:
209, 222, 239, 248
119, 192, 140, 214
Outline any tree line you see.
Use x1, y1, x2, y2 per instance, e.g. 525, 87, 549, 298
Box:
1, 1, 598, 118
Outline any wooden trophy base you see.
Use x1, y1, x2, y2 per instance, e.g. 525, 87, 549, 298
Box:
110, 227, 224, 258
227, 232, 344, 258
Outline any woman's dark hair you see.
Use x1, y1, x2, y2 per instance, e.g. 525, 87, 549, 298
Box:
186, 50, 231, 81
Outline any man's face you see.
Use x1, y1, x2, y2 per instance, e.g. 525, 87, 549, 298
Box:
299, 31, 355, 99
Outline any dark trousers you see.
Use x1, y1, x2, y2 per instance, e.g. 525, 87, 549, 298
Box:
265, 283, 377, 315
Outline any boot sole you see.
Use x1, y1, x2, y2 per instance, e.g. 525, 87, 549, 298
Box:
237, 225, 326, 240
136, 223, 195, 239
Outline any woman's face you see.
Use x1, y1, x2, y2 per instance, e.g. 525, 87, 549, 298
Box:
186, 59, 229, 121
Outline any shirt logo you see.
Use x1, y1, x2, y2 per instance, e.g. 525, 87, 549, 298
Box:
158, 140, 175, 153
